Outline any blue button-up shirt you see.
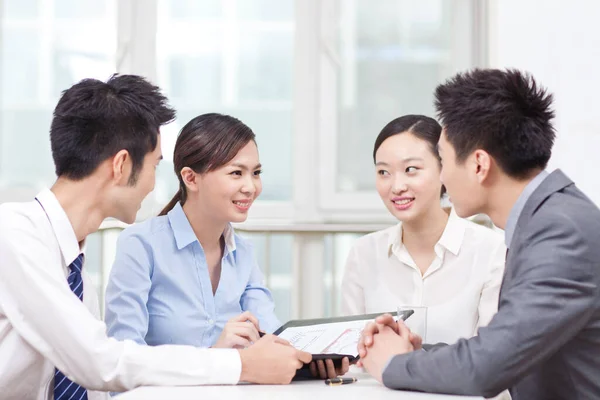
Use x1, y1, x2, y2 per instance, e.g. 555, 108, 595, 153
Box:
105, 202, 281, 347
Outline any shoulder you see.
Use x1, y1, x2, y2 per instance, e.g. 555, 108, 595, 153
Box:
118, 215, 171, 243
0, 201, 57, 267
460, 218, 505, 251
514, 187, 599, 250
0, 201, 50, 240
232, 232, 255, 254
351, 224, 399, 255
512, 189, 600, 278
533, 188, 600, 233
521, 192, 600, 251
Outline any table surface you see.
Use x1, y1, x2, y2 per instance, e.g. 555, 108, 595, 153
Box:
117, 373, 483, 400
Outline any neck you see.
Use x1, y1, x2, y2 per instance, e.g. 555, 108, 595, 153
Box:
484, 169, 542, 230
401, 204, 449, 250
182, 199, 227, 250
51, 177, 107, 243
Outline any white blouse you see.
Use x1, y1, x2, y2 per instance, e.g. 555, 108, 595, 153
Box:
341, 209, 506, 345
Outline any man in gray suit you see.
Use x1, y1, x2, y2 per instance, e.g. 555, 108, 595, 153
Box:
357, 69, 600, 400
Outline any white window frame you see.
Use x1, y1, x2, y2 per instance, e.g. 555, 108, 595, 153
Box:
316, 0, 488, 222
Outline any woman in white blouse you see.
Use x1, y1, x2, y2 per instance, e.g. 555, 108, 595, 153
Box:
341, 115, 506, 345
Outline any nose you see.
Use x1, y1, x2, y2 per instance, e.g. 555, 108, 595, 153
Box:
392, 175, 408, 195
240, 176, 256, 196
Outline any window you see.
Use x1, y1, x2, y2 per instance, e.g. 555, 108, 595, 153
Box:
154, 0, 295, 214
319, 0, 480, 215
0, 0, 117, 191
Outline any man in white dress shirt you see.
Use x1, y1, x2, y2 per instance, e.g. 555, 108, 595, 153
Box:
0, 74, 312, 400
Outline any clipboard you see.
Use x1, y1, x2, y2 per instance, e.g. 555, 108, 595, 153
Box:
273, 310, 414, 366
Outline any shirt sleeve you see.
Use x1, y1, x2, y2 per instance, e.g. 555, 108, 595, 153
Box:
0, 210, 241, 391
476, 239, 506, 331
239, 242, 281, 333
341, 243, 366, 316
104, 229, 153, 345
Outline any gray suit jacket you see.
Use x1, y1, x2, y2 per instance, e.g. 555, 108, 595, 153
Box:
382, 170, 600, 400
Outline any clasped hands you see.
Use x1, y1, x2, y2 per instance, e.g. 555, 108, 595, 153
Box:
213, 311, 350, 380
357, 313, 422, 383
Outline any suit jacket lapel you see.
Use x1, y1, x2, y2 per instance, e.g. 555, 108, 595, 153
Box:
499, 169, 574, 300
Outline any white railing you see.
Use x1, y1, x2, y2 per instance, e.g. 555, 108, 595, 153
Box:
95, 214, 494, 322
95, 220, 393, 322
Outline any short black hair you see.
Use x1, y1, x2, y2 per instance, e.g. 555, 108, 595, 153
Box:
435, 68, 555, 179
50, 74, 175, 184
373, 115, 446, 196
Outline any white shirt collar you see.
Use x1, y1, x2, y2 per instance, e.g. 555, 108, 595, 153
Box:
387, 208, 466, 257
35, 188, 83, 266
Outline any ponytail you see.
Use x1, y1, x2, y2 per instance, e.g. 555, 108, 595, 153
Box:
158, 185, 187, 216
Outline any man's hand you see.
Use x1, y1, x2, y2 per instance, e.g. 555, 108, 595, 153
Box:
357, 314, 422, 364
309, 357, 351, 379
360, 323, 414, 383
238, 334, 312, 384
213, 311, 261, 349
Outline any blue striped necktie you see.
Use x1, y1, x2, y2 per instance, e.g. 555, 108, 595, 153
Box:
54, 253, 88, 400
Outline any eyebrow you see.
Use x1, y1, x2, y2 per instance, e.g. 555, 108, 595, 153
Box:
402, 157, 424, 163
230, 162, 262, 170
375, 157, 424, 166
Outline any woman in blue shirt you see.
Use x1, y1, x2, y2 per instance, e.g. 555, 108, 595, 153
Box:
105, 113, 281, 349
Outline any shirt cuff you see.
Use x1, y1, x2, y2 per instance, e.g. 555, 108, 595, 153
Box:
208, 348, 242, 385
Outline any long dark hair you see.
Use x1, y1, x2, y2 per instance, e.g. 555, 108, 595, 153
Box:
373, 114, 445, 196
159, 113, 256, 216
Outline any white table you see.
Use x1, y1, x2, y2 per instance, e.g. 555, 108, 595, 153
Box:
117, 373, 483, 400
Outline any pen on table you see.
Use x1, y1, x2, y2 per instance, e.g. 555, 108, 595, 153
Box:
324, 377, 357, 386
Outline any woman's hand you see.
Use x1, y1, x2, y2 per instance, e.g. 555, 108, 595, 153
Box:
212, 311, 261, 349
309, 357, 351, 379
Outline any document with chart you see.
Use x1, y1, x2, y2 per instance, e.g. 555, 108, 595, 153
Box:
277, 319, 366, 357
273, 310, 413, 361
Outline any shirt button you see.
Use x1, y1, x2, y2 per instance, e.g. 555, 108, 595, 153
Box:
208, 319, 214, 325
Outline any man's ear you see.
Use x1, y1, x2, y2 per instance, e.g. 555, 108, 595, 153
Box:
112, 149, 132, 185
180, 167, 199, 193
473, 149, 492, 184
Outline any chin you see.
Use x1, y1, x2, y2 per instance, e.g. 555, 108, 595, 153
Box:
389, 208, 418, 223
231, 213, 249, 223
115, 211, 136, 225
453, 204, 475, 219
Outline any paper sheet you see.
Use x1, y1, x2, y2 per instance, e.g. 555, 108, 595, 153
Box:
277, 319, 373, 356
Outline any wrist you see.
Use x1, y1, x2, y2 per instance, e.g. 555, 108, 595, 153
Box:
238, 349, 254, 383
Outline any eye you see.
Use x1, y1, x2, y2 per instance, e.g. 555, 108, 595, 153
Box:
405, 166, 418, 173
230, 170, 242, 176
377, 170, 390, 176
253, 169, 262, 176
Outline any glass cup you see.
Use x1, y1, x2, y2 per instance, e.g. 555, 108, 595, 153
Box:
397, 305, 427, 341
